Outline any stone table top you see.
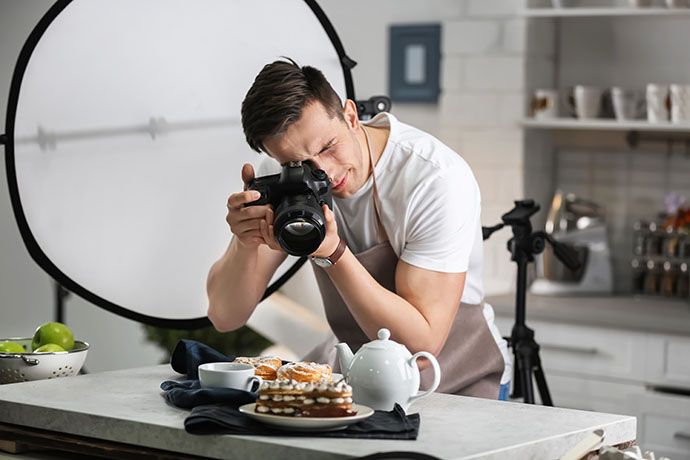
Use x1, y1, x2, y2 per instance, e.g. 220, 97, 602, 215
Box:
487, 293, 690, 337
0, 365, 636, 459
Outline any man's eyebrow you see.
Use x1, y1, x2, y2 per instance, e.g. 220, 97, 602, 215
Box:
317, 138, 337, 154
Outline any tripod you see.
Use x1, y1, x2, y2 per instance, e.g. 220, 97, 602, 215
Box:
483, 199, 581, 405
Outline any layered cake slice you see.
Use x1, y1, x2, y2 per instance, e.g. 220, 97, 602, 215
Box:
255, 379, 355, 417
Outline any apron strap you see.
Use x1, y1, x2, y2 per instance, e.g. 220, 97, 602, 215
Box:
362, 126, 389, 244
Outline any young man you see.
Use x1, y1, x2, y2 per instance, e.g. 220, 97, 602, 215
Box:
207, 59, 510, 398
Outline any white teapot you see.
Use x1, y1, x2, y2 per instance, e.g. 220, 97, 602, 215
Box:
335, 328, 441, 411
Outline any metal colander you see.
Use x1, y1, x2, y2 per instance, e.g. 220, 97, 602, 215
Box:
0, 338, 89, 384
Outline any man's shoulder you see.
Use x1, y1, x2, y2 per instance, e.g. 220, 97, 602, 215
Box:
388, 121, 472, 178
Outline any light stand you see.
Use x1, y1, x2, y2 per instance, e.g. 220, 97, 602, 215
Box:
483, 199, 581, 405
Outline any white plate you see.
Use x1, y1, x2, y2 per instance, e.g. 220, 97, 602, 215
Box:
239, 403, 374, 431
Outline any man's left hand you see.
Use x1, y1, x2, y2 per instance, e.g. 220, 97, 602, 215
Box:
310, 204, 340, 258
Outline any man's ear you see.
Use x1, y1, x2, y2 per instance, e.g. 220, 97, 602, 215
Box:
342, 99, 359, 130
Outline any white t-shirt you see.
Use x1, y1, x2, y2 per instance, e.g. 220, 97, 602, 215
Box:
258, 113, 511, 384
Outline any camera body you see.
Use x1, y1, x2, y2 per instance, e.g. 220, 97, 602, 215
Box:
246, 161, 332, 256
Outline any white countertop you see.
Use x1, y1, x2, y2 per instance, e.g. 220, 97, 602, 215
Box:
487, 293, 690, 337
0, 365, 636, 459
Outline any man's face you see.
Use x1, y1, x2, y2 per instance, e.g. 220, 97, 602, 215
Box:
262, 100, 366, 199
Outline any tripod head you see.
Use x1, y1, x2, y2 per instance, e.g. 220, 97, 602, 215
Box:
483, 199, 581, 271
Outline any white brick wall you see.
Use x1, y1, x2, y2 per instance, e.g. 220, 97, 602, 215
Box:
441, 0, 528, 295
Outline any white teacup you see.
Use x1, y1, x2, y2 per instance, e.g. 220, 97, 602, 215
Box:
198, 362, 262, 392
670, 84, 690, 124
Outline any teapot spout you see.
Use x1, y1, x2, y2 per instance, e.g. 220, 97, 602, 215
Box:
335, 342, 354, 375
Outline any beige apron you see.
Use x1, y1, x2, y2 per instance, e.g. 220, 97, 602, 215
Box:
302, 126, 505, 399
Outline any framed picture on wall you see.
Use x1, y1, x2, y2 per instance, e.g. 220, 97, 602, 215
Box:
388, 24, 441, 103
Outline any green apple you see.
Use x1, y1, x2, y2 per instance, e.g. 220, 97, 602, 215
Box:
0, 341, 25, 353
32, 322, 74, 351
33, 343, 66, 353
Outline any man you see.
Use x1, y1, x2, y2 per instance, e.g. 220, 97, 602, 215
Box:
207, 58, 510, 399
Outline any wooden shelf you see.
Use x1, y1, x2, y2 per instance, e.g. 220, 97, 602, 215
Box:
521, 118, 690, 132
523, 7, 690, 17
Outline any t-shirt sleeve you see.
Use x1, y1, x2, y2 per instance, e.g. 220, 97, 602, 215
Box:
399, 167, 481, 273
255, 155, 282, 177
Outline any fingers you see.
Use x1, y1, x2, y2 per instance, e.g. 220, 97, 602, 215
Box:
227, 190, 261, 210
260, 212, 282, 251
241, 163, 255, 190
323, 204, 337, 236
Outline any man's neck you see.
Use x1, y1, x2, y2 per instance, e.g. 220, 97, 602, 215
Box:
361, 124, 389, 171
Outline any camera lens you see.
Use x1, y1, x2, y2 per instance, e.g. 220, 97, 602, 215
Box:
284, 221, 316, 236
273, 194, 326, 256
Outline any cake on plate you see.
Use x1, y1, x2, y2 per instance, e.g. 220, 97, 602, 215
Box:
255, 379, 355, 417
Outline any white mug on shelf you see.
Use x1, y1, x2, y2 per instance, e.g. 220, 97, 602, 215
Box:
531, 89, 559, 120
646, 83, 670, 123
611, 87, 645, 121
567, 86, 602, 120
670, 84, 690, 124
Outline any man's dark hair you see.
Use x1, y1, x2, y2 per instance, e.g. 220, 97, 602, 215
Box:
241, 58, 344, 153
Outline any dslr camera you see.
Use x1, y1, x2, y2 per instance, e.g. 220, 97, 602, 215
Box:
246, 161, 333, 256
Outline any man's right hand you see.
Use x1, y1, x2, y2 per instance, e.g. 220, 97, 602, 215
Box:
226, 163, 281, 250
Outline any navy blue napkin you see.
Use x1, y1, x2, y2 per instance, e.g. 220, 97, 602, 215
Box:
160, 379, 257, 410
184, 403, 420, 440
170, 339, 234, 380
162, 339, 257, 409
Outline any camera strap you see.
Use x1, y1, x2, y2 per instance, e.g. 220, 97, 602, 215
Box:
362, 126, 389, 245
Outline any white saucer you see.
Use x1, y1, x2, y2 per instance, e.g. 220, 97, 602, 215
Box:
239, 403, 374, 431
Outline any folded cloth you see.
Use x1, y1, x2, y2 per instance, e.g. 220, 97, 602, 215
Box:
170, 339, 234, 380
184, 403, 420, 440
160, 379, 257, 410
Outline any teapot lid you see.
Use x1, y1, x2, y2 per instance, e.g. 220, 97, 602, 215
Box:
363, 328, 398, 350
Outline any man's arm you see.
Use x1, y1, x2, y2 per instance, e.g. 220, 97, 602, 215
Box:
207, 163, 288, 332
207, 237, 287, 332
326, 247, 465, 356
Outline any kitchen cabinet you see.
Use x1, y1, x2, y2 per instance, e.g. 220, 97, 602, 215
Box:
491, 300, 690, 459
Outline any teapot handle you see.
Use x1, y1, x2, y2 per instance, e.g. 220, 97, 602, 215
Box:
408, 351, 441, 404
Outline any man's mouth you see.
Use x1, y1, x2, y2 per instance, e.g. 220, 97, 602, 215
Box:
332, 173, 347, 191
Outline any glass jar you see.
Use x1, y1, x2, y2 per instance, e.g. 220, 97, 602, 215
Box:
660, 261, 678, 297
631, 258, 646, 294
661, 227, 679, 258
632, 221, 649, 256
643, 259, 660, 295
677, 229, 690, 259
677, 262, 689, 299
644, 222, 662, 257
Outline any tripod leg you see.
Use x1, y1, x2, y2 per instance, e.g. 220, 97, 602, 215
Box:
510, 345, 523, 400
533, 356, 553, 406
517, 345, 535, 404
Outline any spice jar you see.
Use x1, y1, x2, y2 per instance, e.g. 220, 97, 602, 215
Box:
632, 221, 649, 256
661, 227, 679, 258
643, 259, 660, 295
631, 258, 645, 294
644, 222, 662, 257
660, 261, 678, 297
677, 262, 689, 299
677, 229, 690, 259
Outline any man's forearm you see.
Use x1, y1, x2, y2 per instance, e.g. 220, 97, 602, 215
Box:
206, 238, 276, 331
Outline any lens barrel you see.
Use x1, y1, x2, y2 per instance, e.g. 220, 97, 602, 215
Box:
273, 194, 326, 256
